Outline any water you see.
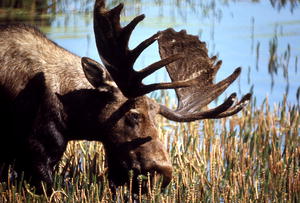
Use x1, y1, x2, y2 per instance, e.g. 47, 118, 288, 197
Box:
1, 0, 300, 107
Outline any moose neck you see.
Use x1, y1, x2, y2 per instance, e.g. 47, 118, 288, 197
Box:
59, 88, 118, 142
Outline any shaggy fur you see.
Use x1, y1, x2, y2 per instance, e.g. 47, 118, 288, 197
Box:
0, 24, 172, 194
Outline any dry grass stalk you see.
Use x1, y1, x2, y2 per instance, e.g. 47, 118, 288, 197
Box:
0, 97, 299, 202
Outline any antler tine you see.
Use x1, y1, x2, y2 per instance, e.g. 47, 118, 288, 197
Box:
215, 93, 251, 118
159, 93, 252, 122
212, 60, 222, 78
121, 14, 145, 49
157, 28, 251, 121
137, 54, 184, 80
159, 93, 238, 122
107, 3, 123, 22
130, 33, 159, 65
141, 66, 240, 97
173, 66, 241, 114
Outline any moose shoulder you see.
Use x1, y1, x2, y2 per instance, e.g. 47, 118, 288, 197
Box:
0, 24, 118, 192
0, 0, 251, 195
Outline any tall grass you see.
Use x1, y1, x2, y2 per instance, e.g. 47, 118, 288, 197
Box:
0, 95, 299, 202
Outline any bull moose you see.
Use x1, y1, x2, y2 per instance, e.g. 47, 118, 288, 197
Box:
0, 0, 251, 195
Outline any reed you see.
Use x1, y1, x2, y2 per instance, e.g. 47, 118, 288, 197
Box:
0, 95, 299, 202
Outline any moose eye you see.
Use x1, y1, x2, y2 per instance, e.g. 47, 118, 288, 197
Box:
126, 111, 142, 127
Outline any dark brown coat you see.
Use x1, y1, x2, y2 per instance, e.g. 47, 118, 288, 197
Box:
0, 0, 251, 195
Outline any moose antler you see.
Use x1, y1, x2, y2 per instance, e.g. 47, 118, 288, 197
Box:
94, 0, 251, 121
94, 0, 196, 98
157, 29, 251, 121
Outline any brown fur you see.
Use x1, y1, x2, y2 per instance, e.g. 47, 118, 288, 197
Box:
0, 24, 171, 194
0, 1, 250, 195
0, 24, 90, 96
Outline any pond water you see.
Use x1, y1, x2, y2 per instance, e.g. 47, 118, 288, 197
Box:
1, 0, 300, 107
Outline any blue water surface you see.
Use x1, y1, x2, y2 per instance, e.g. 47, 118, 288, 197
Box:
45, 0, 300, 107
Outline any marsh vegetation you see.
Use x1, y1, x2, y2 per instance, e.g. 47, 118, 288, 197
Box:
0, 0, 299, 202
0, 95, 299, 202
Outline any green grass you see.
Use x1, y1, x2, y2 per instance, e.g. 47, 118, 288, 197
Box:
1, 96, 299, 202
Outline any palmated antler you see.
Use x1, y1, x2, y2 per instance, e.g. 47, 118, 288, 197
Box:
157, 29, 251, 122
94, 0, 196, 98
94, 0, 251, 121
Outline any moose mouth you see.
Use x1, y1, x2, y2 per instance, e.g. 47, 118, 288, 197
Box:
105, 135, 172, 194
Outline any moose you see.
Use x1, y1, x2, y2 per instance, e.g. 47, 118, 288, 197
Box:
0, 0, 251, 195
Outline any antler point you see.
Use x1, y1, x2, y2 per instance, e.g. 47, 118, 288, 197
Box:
244, 93, 252, 100
234, 67, 242, 74
229, 93, 237, 102
155, 33, 161, 40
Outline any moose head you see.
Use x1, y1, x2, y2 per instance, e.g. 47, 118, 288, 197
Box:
76, 0, 251, 193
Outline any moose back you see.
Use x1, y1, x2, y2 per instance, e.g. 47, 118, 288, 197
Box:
0, 0, 250, 194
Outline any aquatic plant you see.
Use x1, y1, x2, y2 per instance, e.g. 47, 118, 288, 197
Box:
1, 96, 299, 202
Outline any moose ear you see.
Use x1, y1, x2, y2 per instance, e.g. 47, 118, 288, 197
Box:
81, 57, 106, 88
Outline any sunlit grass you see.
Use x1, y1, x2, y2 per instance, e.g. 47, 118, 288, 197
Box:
1, 95, 299, 202
0, 0, 299, 202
